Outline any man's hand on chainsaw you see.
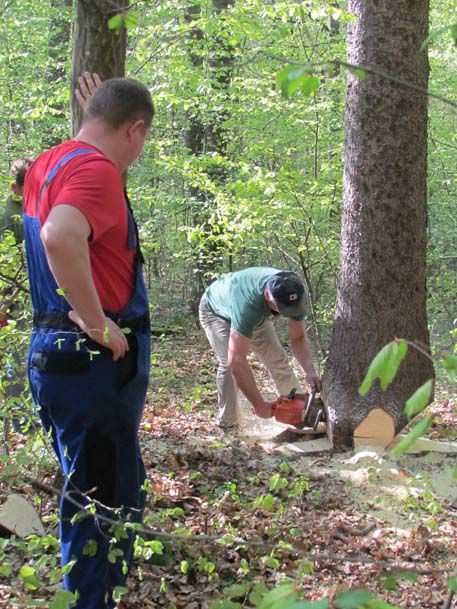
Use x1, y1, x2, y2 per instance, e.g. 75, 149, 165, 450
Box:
252, 400, 274, 419
306, 369, 322, 393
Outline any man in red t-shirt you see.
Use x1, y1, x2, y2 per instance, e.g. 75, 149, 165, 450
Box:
23, 78, 154, 609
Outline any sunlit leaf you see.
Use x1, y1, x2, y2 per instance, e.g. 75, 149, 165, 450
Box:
257, 583, 297, 609
277, 64, 312, 99
442, 355, 457, 377
302, 75, 320, 97
405, 379, 433, 419
420, 23, 457, 50
359, 340, 408, 395
108, 14, 123, 30
390, 414, 434, 456
336, 589, 372, 608
124, 10, 139, 29
348, 66, 366, 80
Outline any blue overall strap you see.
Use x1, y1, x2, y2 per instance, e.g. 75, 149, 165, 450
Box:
37, 148, 96, 208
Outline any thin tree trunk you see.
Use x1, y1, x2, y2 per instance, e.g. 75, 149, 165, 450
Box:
44, 0, 73, 147
71, 0, 128, 135
324, 0, 434, 449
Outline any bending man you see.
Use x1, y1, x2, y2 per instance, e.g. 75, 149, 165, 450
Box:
199, 267, 321, 430
23, 78, 154, 609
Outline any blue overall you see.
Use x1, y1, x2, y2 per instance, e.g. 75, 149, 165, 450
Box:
23, 148, 150, 609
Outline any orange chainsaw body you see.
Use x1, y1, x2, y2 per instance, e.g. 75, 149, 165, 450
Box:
272, 389, 326, 430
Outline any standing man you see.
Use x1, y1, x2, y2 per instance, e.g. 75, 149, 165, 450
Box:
199, 267, 322, 430
23, 78, 154, 609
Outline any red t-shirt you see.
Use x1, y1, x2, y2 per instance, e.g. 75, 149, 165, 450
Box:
24, 141, 135, 312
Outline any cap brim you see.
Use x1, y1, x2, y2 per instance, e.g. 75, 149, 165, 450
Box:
277, 300, 306, 319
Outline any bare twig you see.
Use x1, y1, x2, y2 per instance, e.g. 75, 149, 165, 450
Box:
13, 473, 454, 577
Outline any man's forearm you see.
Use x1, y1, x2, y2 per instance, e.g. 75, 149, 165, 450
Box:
291, 336, 316, 377
44, 235, 105, 331
230, 357, 265, 409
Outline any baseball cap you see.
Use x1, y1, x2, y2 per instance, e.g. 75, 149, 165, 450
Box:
266, 271, 306, 319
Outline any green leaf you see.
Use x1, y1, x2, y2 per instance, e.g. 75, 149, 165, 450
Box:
263, 555, 280, 569
56, 288, 67, 296
108, 14, 123, 30
82, 539, 98, 557
287, 601, 329, 609
49, 590, 76, 609
0, 564, 12, 577
336, 589, 372, 608
348, 67, 366, 80
19, 565, 42, 590
269, 473, 288, 491
120, 327, 132, 335
113, 586, 128, 602
124, 10, 139, 29
420, 23, 457, 50
302, 75, 320, 97
103, 326, 110, 343
397, 571, 418, 583
258, 583, 297, 609
277, 64, 312, 99
180, 560, 189, 574
447, 576, 457, 593
405, 379, 433, 419
382, 575, 397, 590
359, 340, 408, 395
224, 581, 251, 599
261, 494, 275, 510
108, 548, 124, 564
390, 415, 434, 456
442, 355, 457, 377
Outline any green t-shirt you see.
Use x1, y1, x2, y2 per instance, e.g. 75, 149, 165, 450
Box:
0, 196, 23, 244
205, 266, 281, 339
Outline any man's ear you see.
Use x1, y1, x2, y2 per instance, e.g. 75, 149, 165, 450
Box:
126, 119, 146, 140
11, 183, 18, 195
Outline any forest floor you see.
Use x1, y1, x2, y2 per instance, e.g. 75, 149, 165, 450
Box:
0, 325, 456, 609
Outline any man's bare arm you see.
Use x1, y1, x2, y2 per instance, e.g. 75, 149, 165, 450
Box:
228, 331, 273, 418
288, 319, 322, 391
40, 205, 128, 360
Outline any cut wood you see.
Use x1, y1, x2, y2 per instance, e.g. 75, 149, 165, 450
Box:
0, 493, 44, 537
353, 408, 396, 448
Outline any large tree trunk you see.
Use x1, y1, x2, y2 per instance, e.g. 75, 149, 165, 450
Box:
71, 0, 128, 135
324, 0, 434, 449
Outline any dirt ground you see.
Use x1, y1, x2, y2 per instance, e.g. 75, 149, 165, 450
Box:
0, 327, 456, 609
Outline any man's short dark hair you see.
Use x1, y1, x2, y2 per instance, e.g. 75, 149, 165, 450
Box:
84, 78, 155, 129
9, 158, 33, 187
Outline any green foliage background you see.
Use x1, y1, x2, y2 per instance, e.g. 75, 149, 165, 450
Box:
0, 0, 455, 365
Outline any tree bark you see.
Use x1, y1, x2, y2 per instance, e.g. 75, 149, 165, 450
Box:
184, 0, 235, 310
324, 0, 434, 449
71, 0, 128, 135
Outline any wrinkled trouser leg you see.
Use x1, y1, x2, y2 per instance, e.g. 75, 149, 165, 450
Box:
199, 296, 239, 427
251, 320, 302, 396
29, 331, 148, 609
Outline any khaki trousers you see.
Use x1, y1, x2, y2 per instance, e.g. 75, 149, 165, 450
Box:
199, 295, 301, 427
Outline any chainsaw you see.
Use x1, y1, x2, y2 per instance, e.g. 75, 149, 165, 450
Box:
272, 387, 326, 431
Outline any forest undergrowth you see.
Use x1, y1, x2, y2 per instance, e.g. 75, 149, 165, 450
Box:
0, 326, 456, 609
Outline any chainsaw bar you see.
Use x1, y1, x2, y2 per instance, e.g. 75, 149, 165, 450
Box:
294, 388, 326, 431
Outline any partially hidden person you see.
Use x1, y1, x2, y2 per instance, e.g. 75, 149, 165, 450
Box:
1, 158, 33, 432
23, 77, 154, 609
199, 267, 322, 431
